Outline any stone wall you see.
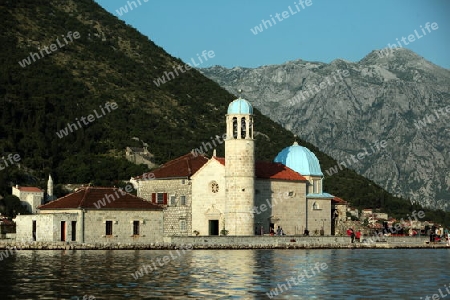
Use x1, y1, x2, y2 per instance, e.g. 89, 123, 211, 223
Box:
14, 213, 78, 242
225, 134, 255, 236
254, 179, 307, 235
138, 178, 192, 236
83, 209, 164, 244
17, 209, 164, 244
0, 236, 440, 250
307, 198, 331, 235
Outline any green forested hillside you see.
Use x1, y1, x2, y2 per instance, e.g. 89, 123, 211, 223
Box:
0, 0, 448, 224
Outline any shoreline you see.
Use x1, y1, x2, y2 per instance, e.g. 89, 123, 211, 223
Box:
1, 236, 449, 250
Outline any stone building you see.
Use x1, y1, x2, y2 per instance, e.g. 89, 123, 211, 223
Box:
132, 97, 338, 236
14, 187, 164, 243
12, 185, 44, 214
125, 146, 157, 169
331, 196, 349, 235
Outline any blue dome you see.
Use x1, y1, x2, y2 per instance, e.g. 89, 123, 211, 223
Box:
274, 142, 323, 176
227, 98, 253, 114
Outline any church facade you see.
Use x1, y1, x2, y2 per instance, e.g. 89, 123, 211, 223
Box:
132, 98, 335, 236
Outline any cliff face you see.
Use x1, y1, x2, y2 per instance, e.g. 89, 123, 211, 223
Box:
201, 49, 450, 211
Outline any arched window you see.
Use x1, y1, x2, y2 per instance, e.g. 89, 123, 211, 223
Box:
232, 117, 238, 139
241, 117, 246, 138
249, 119, 253, 139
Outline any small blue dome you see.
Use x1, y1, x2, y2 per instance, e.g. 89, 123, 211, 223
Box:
227, 98, 253, 114
274, 142, 323, 176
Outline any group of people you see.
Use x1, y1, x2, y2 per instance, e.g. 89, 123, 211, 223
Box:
347, 228, 361, 243
256, 226, 286, 236
270, 226, 285, 236
429, 227, 450, 246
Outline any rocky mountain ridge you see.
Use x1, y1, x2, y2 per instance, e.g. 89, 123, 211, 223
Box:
201, 48, 450, 211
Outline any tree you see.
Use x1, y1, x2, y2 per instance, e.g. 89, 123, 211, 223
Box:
0, 195, 29, 218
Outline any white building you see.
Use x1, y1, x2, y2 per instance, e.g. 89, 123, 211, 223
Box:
14, 187, 164, 243
12, 185, 44, 214
132, 97, 337, 236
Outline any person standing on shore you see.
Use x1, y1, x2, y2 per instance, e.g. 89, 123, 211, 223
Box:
355, 230, 361, 242
349, 228, 355, 243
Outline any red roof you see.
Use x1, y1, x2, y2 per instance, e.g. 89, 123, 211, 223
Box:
134, 153, 306, 182
332, 196, 348, 205
38, 187, 163, 210
15, 186, 43, 192
0, 217, 14, 225
255, 161, 306, 181
214, 157, 306, 181
135, 152, 209, 180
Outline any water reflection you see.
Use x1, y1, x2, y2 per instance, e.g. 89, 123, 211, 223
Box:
0, 249, 448, 299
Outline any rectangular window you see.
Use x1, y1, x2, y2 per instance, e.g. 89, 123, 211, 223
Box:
180, 195, 186, 206
32, 220, 36, 241
170, 195, 176, 206
60, 221, 66, 242
106, 221, 113, 236
180, 220, 186, 231
152, 193, 167, 205
157, 193, 164, 204
71, 221, 76, 241
133, 221, 140, 235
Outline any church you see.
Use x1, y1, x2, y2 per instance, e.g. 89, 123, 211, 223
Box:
132, 97, 338, 236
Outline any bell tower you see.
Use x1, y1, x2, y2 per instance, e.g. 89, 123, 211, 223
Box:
224, 97, 255, 235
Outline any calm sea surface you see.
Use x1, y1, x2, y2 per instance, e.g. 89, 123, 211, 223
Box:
0, 248, 449, 299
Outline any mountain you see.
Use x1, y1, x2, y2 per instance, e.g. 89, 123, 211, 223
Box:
0, 0, 311, 191
1, 0, 449, 224
200, 48, 450, 211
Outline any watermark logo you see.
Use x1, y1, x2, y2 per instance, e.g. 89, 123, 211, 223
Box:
287, 69, 350, 106
191, 133, 227, 157
266, 262, 328, 298
325, 140, 387, 177
0, 237, 34, 262
0, 153, 21, 171
413, 105, 450, 130
18, 31, 81, 68
153, 50, 215, 87
250, 0, 313, 35
115, 0, 149, 16
94, 173, 155, 209
55, 102, 118, 139
130, 244, 193, 280
420, 282, 450, 300
244, 191, 291, 222
377, 22, 438, 58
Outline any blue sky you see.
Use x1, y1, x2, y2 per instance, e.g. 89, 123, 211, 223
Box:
95, 0, 450, 69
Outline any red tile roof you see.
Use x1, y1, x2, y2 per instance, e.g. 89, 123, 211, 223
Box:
15, 186, 43, 193
135, 152, 209, 180
38, 187, 163, 210
214, 157, 306, 181
134, 154, 306, 182
332, 196, 348, 205
255, 161, 307, 181
0, 217, 14, 225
